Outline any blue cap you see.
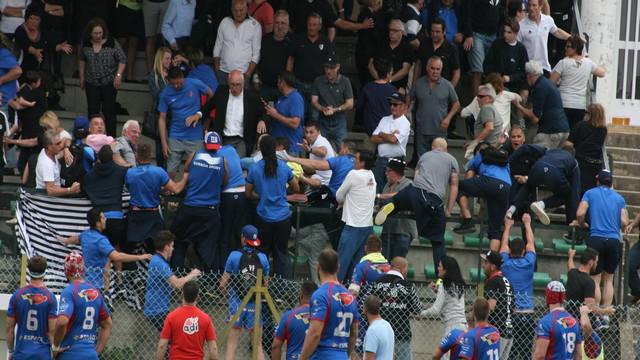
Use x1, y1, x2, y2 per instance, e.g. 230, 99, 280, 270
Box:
205, 131, 221, 151
74, 116, 89, 131
241, 225, 261, 247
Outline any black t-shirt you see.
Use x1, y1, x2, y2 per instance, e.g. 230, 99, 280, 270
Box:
258, 33, 292, 87
565, 268, 596, 317
289, 33, 335, 83
484, 272, 513, 338
568, 122, 607, 162
18, 85, 47, 139
13, 25, 47, 74
374, 39, 415, 89
416, 40, 460, 82
288, 0, 336, 34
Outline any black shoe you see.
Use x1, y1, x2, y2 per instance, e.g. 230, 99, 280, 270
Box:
453, 218, 475, 234
448, 132, 467, 140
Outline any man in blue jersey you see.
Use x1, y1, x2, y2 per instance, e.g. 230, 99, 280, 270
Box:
7, 256, 57, 360
533, 281, 583, 360
459, 297, 501, 360
144, 231, 202, 331
272, 282, 319, 360
578, 305, 604, 360
220, 225, 271, 360
59, 208, 151, 290
264, 71, 305, 156
433, 326, 466, 360
158, 66, 213, 177
299, 248, 360, 360
218, 144, 249, 256
52, 252, 112, 360
171, 131, 228, 272
494, 213, 536, 360
348, 235, 390, 296
577, 170, 628, 314
125, 143, 188, 252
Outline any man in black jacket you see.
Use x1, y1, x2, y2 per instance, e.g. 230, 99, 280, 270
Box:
204, 70, 266, 157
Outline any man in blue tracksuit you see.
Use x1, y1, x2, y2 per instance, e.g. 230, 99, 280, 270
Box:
171, 131, 228, 272
507, 144, 580, 226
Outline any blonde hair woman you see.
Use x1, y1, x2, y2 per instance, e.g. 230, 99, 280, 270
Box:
565, 103, 608, 194
147, 47, 172, 168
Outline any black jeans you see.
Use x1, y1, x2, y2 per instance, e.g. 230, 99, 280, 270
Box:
525, 161, 581, 224
220, 192, 249, 266
460, 176, 511, 240
86, 83, 117, 136
256, 216, 292, 279
170, 204, 222, 272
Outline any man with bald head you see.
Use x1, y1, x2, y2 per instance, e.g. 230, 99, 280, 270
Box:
361, 257, 422, 360
205, 69, 266, 157
376, 138, 459, 268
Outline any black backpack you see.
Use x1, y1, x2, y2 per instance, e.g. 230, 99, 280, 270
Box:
234, 249, 264, 300
60, 143, 93, 187
481, 146, 509, 167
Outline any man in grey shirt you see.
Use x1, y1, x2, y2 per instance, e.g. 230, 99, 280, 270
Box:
410, 56, 460, 157
375, 138, 459, 266
311, 57, 354, 148
114, 119, 140, 167
465, 84, 504, 159
377, 158, 417, 258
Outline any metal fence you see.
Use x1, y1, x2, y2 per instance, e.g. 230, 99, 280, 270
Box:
4, 257, 640, 360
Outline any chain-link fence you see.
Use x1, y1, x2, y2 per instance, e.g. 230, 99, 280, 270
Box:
4, 255, 640, 359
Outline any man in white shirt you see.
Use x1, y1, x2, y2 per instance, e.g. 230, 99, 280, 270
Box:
213, 0, 262, 84
335, 149, 376, 282
370, 92, 411, 192
517, 0, 569, 72
299, 120, 335, 188
36, 130, 81, 197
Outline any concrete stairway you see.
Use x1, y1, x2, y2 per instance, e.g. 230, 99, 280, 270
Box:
607, 126, 640, 218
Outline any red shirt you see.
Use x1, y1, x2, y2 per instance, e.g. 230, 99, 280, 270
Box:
160, 305, 217, 360
248, 1, 274, 35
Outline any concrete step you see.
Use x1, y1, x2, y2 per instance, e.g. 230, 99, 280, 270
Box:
612, 160, 640, 177
618, 190, 640, 206
613, 175, 640, 191
607, 146, 640, 163
59, 78, 152, 119
606, 130, 640, 148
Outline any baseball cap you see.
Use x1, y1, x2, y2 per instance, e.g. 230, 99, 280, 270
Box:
480, 250, 503, 268
64, 252, 85, 278
324, 56, 339, 67
597, 169, 613, 186
205, 131, 221, 151
386, 158, 406, 175
545, 280, 566, 305
242, 225, 261, 247
387, 92, 405, 105
73, 116, 89, 131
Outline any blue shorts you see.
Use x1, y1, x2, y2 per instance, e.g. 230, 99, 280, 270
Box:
468, 32, 496, 72
311, 348, 348, 360
227, 302, 262, 329
586, 236, 621, 274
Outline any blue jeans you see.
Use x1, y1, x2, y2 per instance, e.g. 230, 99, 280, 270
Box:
337, 225, 373, 282
317, 114, 347, 149
373, 156, 390, 193
381, 233, 411, 259
395, 340, 412, 360
459, 176, 510, 240
469, 32, 496, 72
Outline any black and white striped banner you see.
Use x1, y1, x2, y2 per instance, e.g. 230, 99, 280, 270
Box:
15, 189, 145, 308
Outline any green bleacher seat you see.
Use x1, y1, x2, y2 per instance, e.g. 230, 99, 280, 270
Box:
424, 264, 436, 279
291, 256, 308, 267
463, 235, 490, 248
510, 235, 544, 252
552, 239, 587, 255
533, 272, 552, 287
469, 267, 486, 283
560, 274, 568, 286
373, 225, 383, 236
419, 231, 454, 246
408, 264, 415, 279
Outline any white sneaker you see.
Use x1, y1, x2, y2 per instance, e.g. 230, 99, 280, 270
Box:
374, 203, 395, 225
530, 201, 550, 225
505, 205, 516, 219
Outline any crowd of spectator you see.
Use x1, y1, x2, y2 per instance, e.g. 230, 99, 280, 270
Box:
0, 0, 636, 359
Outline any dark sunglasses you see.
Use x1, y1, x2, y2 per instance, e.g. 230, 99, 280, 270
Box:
390, 102, 403, 107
